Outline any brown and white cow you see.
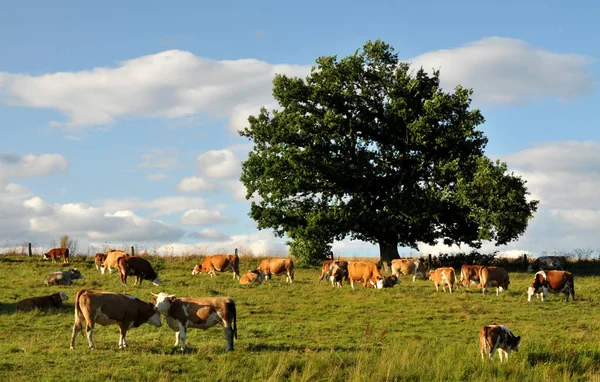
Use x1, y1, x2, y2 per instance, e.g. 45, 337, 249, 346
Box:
478, 266, 510, 295
118, 256, 160, 286
347, 262, 384, 289
45, 269, 84, 286
391, 259, 427, 282
94, 253, 107, 270
43, 248, 70, 263
152, 292, 237, 353
256, 258, 294, 283
192, 251, 240, 280
239, 269, 264, 285
479, 325, 521, 362
16, 291, 68, 311
70, 289, 161, 350
527, 256, 568, 273
459, 265, 484, 289
319, 260, 349, 283
428, 267, 456, 293
101, 249, 128, 274
527, 270, 575, 302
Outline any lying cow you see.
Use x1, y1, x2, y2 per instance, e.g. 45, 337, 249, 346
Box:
459, 265, 483, 289
527, 270, 575, 302
43, 248, 70, 263
256, 258, 294, 283
428, 267, 456, 293
101, 249, 128, 274
152, 292, 237, 353
117, 256, 160, 286
347, 262, 384, 289
70, 289, 161, 350
16, 291, 68, 311
45, 269, 84, 286
528, 256, 567, 273
94, 253, 107, 270
192, 252, 240, 280
391, 259, 427, 282
382, 275, 400, 288
478, 266, 509, 295
479, 325, 521, 362
239, 269, 264, 285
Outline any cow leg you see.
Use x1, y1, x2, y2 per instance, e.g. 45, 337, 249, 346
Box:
488, 342, 499, 362
118, 324, 128, 349
350, 279, 355, 290
85, 323, 96, 350
174, 331, 181, 347
496, 287, 500, 296
120, 273, 127, 285
70, 321, 83, 350
108, 267, 113, 274
177, 322, 187, 353
224, 325, 234, 352
449, 284, 453, 293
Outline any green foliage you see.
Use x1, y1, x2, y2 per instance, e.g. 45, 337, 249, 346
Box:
287, 234, 332, 266
239, 40, 538, 263
59, 234, 69, 249
58, 234, 79, 255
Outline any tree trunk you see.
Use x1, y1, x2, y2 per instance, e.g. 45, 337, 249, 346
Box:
378, 240, 400, 273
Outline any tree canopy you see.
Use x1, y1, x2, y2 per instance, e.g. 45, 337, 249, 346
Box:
239, 40, 539, 262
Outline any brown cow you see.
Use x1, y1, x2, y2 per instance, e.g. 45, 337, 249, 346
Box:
70, 289, 161, 350
319, 260, 349, 282
239, 269, 264, 285
478, 266, 510, 295
256, 258, 294, 283
16, 291, 68, 311
459, 265, 484, 289
152, 292, 237, 352
43, 248, 70, 263
191, 252, 240, 280
428, 267, 456, 293
101, 249, 128, 274
391, 259, 427, 282
118, 256, 160, 286
94, 253, 107, 270
527, 270, 575, 302
347, 262, 384, 289
479, 325, 521, 362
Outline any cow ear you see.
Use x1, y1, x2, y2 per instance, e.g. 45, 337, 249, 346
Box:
151, 295, 157, 303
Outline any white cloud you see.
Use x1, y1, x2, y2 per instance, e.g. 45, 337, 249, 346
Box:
97, 196, 206, 217
409, 37, 595, 105
177, 176, 216, 193
180, 209, 235, 226
0, 153, 68, 180
227, 180, 263, 203
187, 228, 230, 242
196, 149, 241, 179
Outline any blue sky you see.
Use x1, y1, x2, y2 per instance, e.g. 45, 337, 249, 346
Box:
0, 1, 598, 257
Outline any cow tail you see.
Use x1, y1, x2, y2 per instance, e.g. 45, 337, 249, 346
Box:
73, 289, 86, 335
65, 248, 70, 259
484, 326, 492, 351
228, 300, 237, 340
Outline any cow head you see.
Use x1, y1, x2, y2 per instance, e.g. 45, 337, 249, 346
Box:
382, 275, 400, 288
369, 275, 385, 289
527, 271, 547, 301
68, 269, 84, 280
42, 252, 50, 260
58, 291, 68, 301
510, 335, 521, 352
191, 264, 202, 275
152, 276, 161, 286
152, 292, 177, 315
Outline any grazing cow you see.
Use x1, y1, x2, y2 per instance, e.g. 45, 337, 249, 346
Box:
347, 262, 384, 289
478, 266, 510, 295
239, 269, 264, 285
94, 253, 107, 270
70, 289, 161, 350
45, 269, 84, 286
101, 249, 128, 274
16, 291, 68, 311
527, 270, 575, 302
319, 260, 349, 283
117, 256, 160, 286
391, 259, 427, 282
43, 248, 70, 263
528, 256, 568, 272
428, 267, 456, 293
328, 263, 350, 288
479, 325, 521, 362
191, 252, 240, 280
382, 275, 400, 288
256, 258, 294, 283
152, 292, 237, 353
459, 265, 484, 289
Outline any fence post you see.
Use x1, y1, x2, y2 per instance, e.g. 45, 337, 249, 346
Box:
428, 254, 433, 269
523, 254, 528, 272
28, 242, 32, 257
131, 246, 135, 257
235, 248, 238, 256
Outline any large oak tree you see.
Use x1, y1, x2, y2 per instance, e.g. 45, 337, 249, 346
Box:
239, 40, 538, 263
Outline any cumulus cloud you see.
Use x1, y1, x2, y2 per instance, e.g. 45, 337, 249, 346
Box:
187, 228, 230, 242
97, 196, 206, 217
180, 209, 236, 226
177, 176, 217, 193
0, 153, 68, 180
409, 37, 595, 105
196, 149, 241, 179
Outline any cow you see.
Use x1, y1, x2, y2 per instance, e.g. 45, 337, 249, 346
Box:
100, 249, 128, 274
478, 266, 510, 295
528, 256, 568, 273
45, 269, 84, 286
191, 252, 240, 280
43, 248, 70, 263
69, 289, 162, 350
459, 265, 484, 289
117, 256, 160, 286
347, 262, 384, 290
152, 292, 237, 353
94, 253, 107, 270
319, 260, 349, 283
256, 258, 294, 283
328, 263, 350, 288
16, 291, 68, 311
239, 269, 264, 285
382, 275, 400, 288
428, 267, 456, 293
391, 259, 427, 282
479, 325, 521, 362
527, 270, 575, 302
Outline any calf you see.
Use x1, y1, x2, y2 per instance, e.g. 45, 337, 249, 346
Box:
329, 263, 349, 288
240, 269, 264, 285
256, 258, 294, 283
459, 265, 483, 289
117, 256, 160, 286
94, 253, 107, 270
101, 249, 128, 274
191, 252, 240, 280
43, 248, 70, 263
319, 260, 349, 284
45, 269, 84, 286
391, 259, 427, 282
527, 270, 575, 302
347, 262, 384, 289
152, 292, 237, 353
382, 275, 400, 288
428, 267, 456, 293
479, 325, 521, 362
70, 289, 161, 350
478, 266, 509, 295
16, 291, 68, 311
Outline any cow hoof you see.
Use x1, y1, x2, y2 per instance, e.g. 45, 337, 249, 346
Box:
69, 346, 74, 350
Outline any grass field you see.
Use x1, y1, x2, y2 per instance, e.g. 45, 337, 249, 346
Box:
1, 254, 600, 381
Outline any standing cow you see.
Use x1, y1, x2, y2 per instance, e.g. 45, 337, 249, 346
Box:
347, 262, 384, 289
391, 259, 427, 282
101, 249, 128, 274
94, 253, 107, 270
117, 256, 160, 286
256, 258, 294, 283
45, 269, 84, 286
459, 265, 484, 289
43, 248, 70, 263
191, 251, 240, 280
479, 325, 521, 362
478, 266, 510, 295
428, 267, 456, 293
527, 270, 575, 302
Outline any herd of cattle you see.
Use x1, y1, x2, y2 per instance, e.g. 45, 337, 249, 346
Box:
14, 249, 574, 360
